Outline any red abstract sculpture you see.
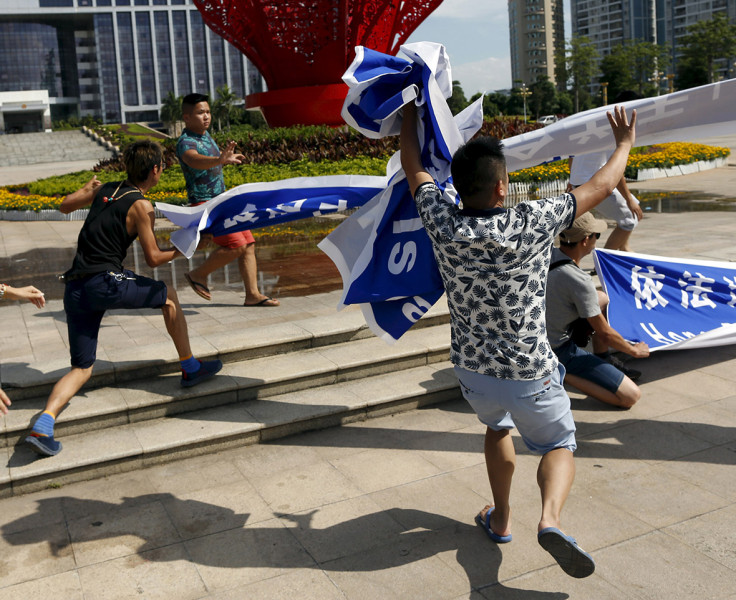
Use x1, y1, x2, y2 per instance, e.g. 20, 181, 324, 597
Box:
193, 0, 444, 127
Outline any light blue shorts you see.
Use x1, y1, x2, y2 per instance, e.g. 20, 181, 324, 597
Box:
454, 364, 577, 454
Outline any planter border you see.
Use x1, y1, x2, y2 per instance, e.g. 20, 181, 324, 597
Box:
0, 157, 727, 221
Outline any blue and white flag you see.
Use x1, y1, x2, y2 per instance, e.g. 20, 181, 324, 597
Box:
319, 42, 484, 342
503, 77, 736, 172
323, 42, 736, 342
156, 39, 736, 344
594, 249, 736, 351
156, 175, 387, 258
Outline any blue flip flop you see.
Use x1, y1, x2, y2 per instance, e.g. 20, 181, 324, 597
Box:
475, 508, 512, 543
538, 527, 595, 578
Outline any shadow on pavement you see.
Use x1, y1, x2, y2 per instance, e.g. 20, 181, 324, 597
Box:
1, 494, 568, 599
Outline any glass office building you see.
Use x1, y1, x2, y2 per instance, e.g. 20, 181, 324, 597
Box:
0, 0, 263, 125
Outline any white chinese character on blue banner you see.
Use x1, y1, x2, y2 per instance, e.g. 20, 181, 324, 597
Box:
595, 249, 736, 351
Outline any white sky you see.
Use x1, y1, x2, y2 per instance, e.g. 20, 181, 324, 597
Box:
405, 0, 572, 96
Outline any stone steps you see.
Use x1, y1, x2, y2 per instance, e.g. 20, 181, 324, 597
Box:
1, 315, 459, 496
0, 131, 113, 166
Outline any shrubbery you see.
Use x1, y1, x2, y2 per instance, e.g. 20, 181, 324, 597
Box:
1, 117, 730, 211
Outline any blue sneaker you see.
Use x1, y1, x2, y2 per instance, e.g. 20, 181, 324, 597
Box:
25, 434, 63, 457
181, 358, 223, 387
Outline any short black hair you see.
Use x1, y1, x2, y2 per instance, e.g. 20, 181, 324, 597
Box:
182, 93, 209, 113
450, 136, 506, 202
123, 140, 163, 185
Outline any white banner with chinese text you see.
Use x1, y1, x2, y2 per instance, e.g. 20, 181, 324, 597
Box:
593, 249, 736, 351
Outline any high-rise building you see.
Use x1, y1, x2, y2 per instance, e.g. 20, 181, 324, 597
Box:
571, 0, 736, 77
508, 0, 565, 87
0, 0, 263, 130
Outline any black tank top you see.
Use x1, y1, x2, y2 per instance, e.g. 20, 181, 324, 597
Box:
65, 181, 144, 278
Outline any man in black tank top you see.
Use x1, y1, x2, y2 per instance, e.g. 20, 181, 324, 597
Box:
25, 141, 222, 457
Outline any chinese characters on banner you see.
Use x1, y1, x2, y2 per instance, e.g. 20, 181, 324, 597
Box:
594, 249, 736, 351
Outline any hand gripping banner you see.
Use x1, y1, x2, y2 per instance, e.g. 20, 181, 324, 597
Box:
318, 42, 485, 342
155, 39, 736, 343
322, 42, 736, 342
594, 249, 736, 351
156, 175, 387, 258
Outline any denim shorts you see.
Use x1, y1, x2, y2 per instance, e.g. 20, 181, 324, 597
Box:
553, 339, 624, 395
64, 270, 168, 368
454, 364, 576, 454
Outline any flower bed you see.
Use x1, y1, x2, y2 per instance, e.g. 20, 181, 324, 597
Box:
509, 142, 730, 184
0, 142, 729, 215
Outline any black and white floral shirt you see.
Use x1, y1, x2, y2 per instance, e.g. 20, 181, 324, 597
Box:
415, 182, 576, 380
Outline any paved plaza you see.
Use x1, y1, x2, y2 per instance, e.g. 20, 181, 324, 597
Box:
0, 137, 734, 598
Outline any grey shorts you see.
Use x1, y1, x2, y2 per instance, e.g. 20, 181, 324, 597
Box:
454, 364, 576, 454
595, 188, 639, 231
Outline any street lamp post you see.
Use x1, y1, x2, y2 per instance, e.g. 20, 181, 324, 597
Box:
600, 81, 608, 105
519, 82, 531, 123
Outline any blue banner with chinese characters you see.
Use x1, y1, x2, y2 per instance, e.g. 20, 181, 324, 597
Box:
593, 249, 736, 351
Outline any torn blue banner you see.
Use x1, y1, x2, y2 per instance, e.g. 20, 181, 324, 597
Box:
156, 175, 387, 258
323, 42, 736, 343
593, 249, 736, 351
319, 42, 484, 342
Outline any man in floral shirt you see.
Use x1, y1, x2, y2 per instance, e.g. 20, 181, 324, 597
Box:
400, 102, 636, 578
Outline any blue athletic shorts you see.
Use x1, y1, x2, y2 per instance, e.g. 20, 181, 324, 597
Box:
64, 269, 168, 368
454, 364, 576, 454
553, 340, 624, 395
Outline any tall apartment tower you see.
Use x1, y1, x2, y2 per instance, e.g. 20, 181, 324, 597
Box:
572, 0, 736, 75
508, 0, 565, 87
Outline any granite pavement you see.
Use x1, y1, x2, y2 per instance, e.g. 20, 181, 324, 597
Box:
0, 137, 735, 599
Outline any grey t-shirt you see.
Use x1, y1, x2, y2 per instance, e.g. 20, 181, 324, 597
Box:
545, 247, 601, 349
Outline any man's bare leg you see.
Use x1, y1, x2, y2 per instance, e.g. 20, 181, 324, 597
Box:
26, 365, 94, 455
564, 373, 639, 408
537, 447, 575, 532
161, 287, 192, 358
239, 242, 279, 306
43, 366, 94, 418
479, 427, 515, 537
188, 245, 243, 283
604, 226, 633, 252
537, 446, 596, 577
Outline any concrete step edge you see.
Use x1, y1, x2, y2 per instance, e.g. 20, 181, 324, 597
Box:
3, 362, 461, 496
1, 323, 452, 445
3, 307, 451, 401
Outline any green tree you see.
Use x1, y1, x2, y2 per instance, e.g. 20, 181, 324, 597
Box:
447, 80, 469, 115
678, 13, 736, 85
553, 43, 569, 93
600, 41, 670, 100
558, 36, 599, 113
507, 84, 527, 118
675, 58, 709, 90
529, 75, 557, 118
554, 91, 573, 115
469, 92, 508, 118
159, 90, 182, 135
211, 85, 239, 131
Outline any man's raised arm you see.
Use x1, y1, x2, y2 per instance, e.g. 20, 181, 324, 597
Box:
59, 176, 101, 214
400, 103, 434, 197
573, 106, 637, 218
129, 200, 181, 268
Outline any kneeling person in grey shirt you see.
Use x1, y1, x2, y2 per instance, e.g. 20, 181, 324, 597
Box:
546, 213, 649, 408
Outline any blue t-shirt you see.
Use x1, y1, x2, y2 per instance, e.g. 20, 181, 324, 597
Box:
176, 129, 225, 204
414, 182, 576, 380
